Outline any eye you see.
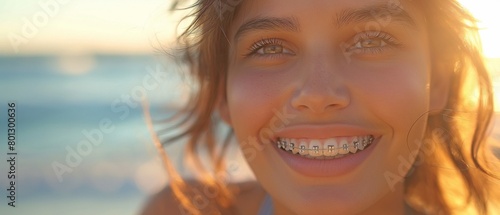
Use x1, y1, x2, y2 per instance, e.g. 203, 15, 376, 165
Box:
346, 31, 400, 54
353, 38, 387, 49
258, 44, 284, 55
246, 38, 294, 57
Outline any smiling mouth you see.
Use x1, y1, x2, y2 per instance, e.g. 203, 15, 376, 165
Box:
276, 135, 375, 159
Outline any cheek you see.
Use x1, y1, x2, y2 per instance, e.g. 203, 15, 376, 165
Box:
353, 62, 430, 172
352, 62, 430, 130
226, 68, 285, 140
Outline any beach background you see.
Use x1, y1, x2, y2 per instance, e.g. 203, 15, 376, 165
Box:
0, 0, 499, 214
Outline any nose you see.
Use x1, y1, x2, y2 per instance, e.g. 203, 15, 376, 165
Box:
290, 61, 350, 114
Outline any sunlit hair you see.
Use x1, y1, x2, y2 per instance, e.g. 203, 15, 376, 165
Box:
156, 0, 499, 214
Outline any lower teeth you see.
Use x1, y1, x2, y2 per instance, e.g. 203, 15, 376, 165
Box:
280, 147, 354, 159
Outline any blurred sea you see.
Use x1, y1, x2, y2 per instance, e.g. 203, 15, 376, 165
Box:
0, 55, 499, 215
0, 54, 196, 215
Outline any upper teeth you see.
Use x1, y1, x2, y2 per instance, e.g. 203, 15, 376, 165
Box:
276, 135, 374, 158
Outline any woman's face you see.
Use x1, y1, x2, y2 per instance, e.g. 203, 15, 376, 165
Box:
222, 0, 436, 214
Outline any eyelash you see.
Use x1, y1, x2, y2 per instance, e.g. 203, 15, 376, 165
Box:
245, 31, 401, 58
347, 31, 401, 54
246, 38, 285, 57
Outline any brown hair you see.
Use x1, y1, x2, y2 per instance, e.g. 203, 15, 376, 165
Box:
156, 0, 499, 214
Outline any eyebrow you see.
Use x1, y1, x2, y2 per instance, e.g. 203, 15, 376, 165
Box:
234, 16, 300, 41
335, 4, 417, 28
233, 3, 417, 41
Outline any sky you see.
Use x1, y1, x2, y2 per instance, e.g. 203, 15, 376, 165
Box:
0, 0, 176, 55
0, 0, 499, 57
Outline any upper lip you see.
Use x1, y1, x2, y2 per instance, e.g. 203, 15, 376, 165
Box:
272, 124, 380, 140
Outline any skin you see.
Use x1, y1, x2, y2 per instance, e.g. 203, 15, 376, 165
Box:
219, 0, 448, 214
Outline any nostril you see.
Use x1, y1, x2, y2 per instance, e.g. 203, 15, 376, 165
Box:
291, 86, 350, 113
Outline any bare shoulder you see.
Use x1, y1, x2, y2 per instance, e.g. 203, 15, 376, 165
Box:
140, 180, 266, 215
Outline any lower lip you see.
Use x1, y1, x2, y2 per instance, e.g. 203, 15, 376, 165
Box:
274, 138, 379, 177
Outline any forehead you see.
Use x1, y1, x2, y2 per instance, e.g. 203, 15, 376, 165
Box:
229, 0, 425, 37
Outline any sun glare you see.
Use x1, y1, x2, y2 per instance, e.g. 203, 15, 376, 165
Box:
459, 0, 500, 59
459, 0, 500, 112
